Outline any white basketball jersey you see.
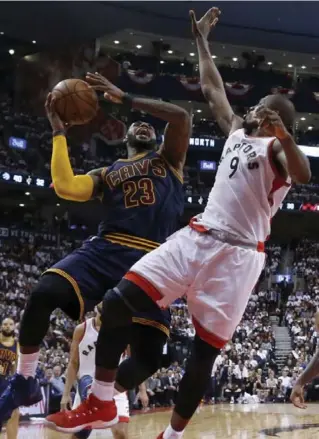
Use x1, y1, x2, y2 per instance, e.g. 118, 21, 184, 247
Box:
78, 318, 126, 379
196, 129, 291, 243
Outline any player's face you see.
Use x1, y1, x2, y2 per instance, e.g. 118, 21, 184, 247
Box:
242, 100, 265, 134
1, 319, 15, 337
127, 121, 157, 151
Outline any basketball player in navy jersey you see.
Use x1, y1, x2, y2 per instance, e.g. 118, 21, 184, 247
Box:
0, 73, 191, 424
0, 318, 19, 438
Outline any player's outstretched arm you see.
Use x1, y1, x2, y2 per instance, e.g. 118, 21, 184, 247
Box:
61, 323, 84, 411
190, 7, 242, 136
45, 93, 102, 202
86, 72, 191, 175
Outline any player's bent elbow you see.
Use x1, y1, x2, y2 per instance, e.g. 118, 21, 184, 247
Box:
177, 107, 191, 126
293, 167, 311, 184
53, 176, 93, 202
54, 184, 88, 202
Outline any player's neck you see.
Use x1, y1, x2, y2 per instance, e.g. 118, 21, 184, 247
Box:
127, 147, 149, 159
0, 335, 14, 345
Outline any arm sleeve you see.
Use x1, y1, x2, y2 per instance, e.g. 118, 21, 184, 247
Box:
51, 135, 94, 202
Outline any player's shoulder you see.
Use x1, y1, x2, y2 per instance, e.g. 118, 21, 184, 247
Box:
73, 321, 87, 341
156, 150, 183, 184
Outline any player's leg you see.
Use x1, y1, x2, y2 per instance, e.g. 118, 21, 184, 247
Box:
5, 409, 19, 439
115, 324, 168, 393
0, 273, 80, 423
160, 242, 266, 438
163, 335, 220, 437
19, 273, 80, 353
45, 229, 191, 431
94, 230, 190, 389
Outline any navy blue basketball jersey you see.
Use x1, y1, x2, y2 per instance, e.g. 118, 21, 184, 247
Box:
0, 339, 18, 378
98, 151, 184, 251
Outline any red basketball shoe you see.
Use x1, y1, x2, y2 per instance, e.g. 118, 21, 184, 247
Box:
45, 394, 118, 433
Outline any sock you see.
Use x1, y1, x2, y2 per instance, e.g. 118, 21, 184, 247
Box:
17, 352, 39, 378
91, 379, 115, 401
163, 425, 185, 439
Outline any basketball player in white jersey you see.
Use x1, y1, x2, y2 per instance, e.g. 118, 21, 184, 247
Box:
59, 308, 147, 439
42, 6, 311, 439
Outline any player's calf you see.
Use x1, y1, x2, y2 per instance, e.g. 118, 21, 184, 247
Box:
167, 335, 220, 435
96, 280, 162, 372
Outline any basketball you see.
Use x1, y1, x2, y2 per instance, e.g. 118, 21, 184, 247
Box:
52, 79, 98, 126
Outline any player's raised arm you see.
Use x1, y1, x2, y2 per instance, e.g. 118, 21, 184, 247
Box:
45, 93, 102, 202
86, 72, 191, 175
60, 323, 84, 411
190, 7, 242, 135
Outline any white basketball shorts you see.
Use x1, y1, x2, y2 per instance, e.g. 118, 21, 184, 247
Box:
126, 225, 265, 347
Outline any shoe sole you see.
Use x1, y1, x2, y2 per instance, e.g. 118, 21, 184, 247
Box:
45, 415, 119, 433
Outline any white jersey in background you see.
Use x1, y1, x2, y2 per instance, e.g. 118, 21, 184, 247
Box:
196, 128, 291, 243
78, 317, 99, 379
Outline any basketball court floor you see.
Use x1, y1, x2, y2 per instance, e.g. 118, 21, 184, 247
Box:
1, 404, 319, 438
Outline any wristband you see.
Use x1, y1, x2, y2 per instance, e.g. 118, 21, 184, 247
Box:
122, 93, 135, 111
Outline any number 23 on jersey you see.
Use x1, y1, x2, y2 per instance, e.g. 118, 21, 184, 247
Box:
123, 178, 156, 208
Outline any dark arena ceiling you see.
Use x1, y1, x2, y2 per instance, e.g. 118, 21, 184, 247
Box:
0, 1, 319, 53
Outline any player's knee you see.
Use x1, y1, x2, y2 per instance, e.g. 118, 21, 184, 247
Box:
28, 278, 54, 307
193, 334, 220, 366
140, 347, 163, 378
101, 288, 133, 328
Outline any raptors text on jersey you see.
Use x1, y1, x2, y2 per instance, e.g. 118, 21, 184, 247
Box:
196, 129, 291, 243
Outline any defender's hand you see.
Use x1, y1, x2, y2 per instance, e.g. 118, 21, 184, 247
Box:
189, 7, 221, 40
256, 107, 290, 140
45, 93, 66, 133
137, 389, 149, 409
290, 384, 306, 409
86, 72, 124, 104
60, 394, 73, 411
